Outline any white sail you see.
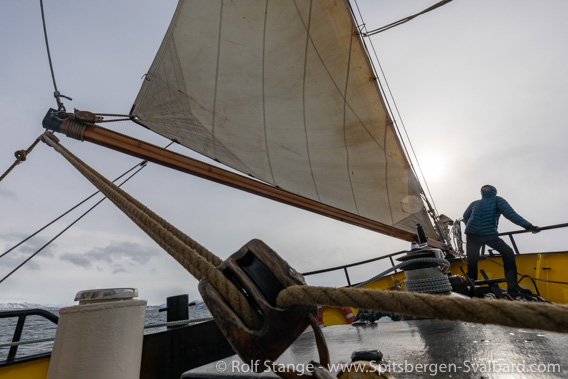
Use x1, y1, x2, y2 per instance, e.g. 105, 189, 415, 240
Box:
132, 0, 436, 238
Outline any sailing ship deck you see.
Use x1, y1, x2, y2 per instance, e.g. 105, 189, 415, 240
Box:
183, 319, 568, 378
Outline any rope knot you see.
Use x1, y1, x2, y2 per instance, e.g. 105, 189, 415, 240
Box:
14, 150, 27, 162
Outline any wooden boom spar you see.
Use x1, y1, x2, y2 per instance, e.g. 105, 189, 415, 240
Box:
42, 109, 440, 246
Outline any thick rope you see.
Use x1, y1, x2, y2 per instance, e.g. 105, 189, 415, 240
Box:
0, 138, 40, 183
45, 133, 220, 267
278, 286, 568, 334
41, 133, 259, 328
38, 131, 568, 335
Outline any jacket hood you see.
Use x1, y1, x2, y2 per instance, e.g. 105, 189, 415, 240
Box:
481, 185, 497, 198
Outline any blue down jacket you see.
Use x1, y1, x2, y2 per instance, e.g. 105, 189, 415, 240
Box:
463, 185, 531, 235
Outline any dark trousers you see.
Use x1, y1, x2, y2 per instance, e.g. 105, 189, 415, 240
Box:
466, 234, 518, 289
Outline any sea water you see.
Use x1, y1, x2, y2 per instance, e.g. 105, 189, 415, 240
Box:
0, 306, 211, 362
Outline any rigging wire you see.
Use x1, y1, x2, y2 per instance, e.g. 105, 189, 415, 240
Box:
0, 160, 147, 261
93, 113, 135, 123
353, 2, 439, 215
96, 113, 132, 123
4, 0, 174, 283
95, 118, 133, 123
0, 162, 147, 285
0, 139, 174, 282
40, 0, 71, 110
361, 0, 454, 37
350, 0, 444, 234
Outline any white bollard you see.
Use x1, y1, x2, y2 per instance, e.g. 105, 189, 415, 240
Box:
47, 288, 147, 379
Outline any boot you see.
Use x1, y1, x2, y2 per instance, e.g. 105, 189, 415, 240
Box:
505, 269, 532, 295
505, 268, 519, 292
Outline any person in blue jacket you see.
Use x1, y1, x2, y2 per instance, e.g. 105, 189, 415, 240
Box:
463, 185, 539, 293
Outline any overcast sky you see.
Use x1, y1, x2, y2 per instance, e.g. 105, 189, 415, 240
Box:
1, 0, 567, 306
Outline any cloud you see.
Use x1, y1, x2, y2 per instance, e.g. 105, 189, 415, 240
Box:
0, 187, 16, 200
112, 267, 128, 274
0, 253, 41, 273
59, 240, 160, 272
0, 240, 46, 277
60, 254, 91, 268
0, 232, 57, 262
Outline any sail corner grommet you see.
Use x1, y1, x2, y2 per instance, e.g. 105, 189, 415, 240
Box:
198, 239, 316, 371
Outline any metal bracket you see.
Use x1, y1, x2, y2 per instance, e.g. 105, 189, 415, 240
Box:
42, 108, 68, 133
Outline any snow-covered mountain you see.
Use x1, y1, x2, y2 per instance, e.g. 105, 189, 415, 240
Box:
0, 302, 60, 311
189, 299, 208, 310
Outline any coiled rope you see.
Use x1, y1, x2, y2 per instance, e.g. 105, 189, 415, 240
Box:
355, 257, 449, 288
405, 276, 453, 293
41, 132, 568, 334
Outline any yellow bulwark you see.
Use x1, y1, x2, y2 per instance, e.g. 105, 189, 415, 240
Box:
473, 252, 568, 304
319, 251, 568, 326
0, 357, 50, 379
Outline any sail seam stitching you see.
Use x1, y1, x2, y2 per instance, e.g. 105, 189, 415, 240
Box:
212, 1, 225, 160
295, 2, 386, 154
262, 0, 276, 184
298, 0, 321, 202
343, 27, 360, 215
384, 121, 395, 224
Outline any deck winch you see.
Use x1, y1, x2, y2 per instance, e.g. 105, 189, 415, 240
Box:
398, 245, 453, 294
397, 225, 453, 295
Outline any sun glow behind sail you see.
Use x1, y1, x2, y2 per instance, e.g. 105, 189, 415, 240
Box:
131, 0, 436, 239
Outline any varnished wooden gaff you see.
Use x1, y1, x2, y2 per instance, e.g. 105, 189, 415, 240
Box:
45, 115, 423, 244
